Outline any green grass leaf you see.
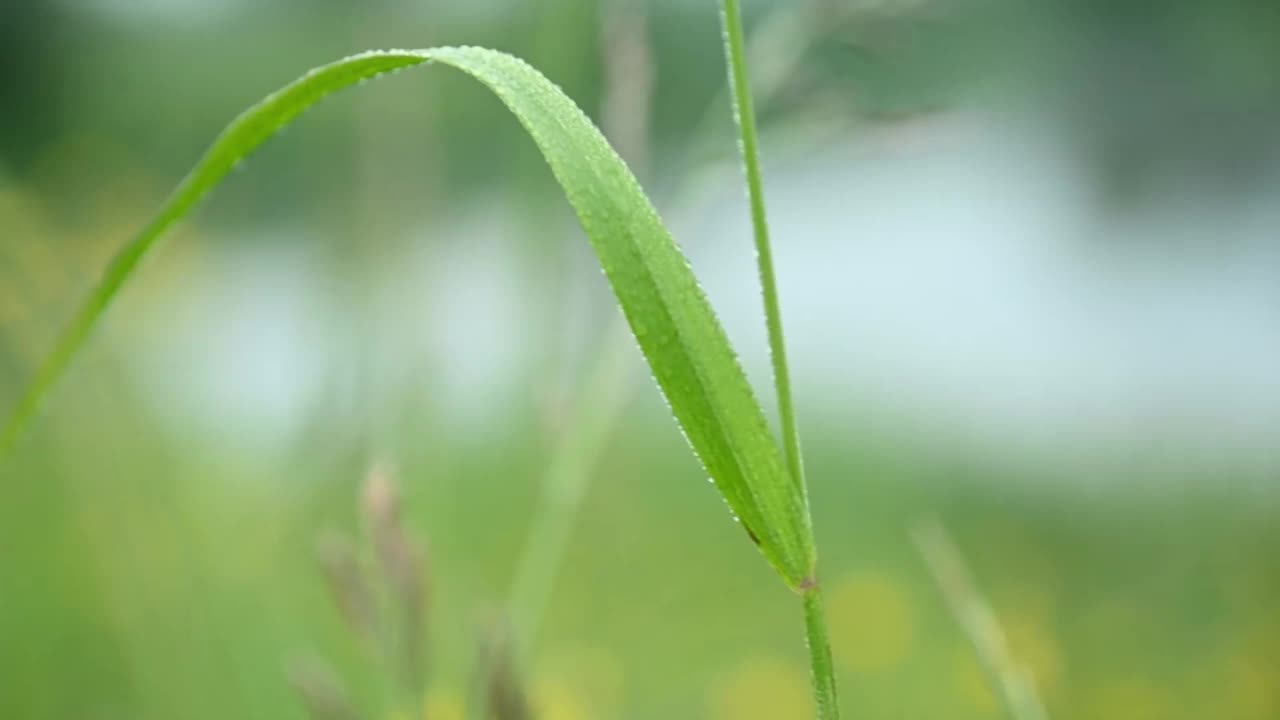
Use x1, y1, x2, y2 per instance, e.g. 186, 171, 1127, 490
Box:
0, 47, 816, 588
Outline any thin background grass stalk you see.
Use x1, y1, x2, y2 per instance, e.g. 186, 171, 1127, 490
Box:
465, 332, 635, 720
306, 468, 431, 720
361, 466, 430, 710
913, 518, 1051, 720
508, 0, 653, 655
288, 658, 364, 720
509, 275, 636, 647
470, 13, 652, 714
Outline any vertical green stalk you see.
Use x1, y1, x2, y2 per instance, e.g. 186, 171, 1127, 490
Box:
802, 590, 840, 720
717, 0, 805, 496
717, 1, 839, 718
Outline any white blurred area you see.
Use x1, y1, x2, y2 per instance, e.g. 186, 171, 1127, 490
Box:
128, 109, 1280, 478
689, 112, 1280, 475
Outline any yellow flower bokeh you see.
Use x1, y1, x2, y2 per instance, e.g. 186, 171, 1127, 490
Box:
828, 571, 916, 673
709, 655, 812, 720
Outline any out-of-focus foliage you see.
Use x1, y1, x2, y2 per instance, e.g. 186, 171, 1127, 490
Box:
1, 1, 1277, 719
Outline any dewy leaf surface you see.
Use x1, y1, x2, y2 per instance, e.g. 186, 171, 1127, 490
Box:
0, 47, 815, 587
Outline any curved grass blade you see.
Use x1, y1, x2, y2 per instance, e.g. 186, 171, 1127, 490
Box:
0, 47, 815, 588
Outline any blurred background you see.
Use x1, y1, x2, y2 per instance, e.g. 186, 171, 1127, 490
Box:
1, 0, 1278, 718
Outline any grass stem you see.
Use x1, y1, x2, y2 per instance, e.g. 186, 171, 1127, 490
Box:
717, 0, 805, 496
717, 1, 838, 717
801, 587, 840, 720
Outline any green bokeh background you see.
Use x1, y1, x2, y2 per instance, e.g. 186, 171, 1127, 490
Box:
2, 1, 1277, 718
